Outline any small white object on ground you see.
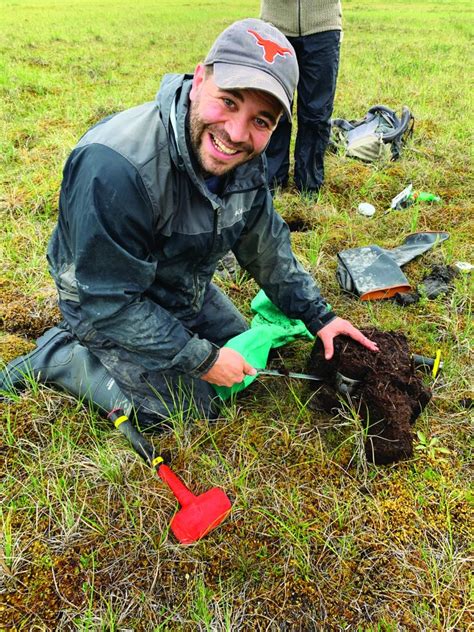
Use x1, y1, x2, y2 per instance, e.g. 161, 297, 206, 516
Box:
357, 202, 376, 217
454, 261, 474, 272
390, 183, 413, 209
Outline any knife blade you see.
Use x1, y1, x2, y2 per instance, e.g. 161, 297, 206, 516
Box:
256, 368, 361, 395
256, 368, 325, 382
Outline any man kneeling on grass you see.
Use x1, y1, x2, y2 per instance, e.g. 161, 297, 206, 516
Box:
0, 19, 377, 429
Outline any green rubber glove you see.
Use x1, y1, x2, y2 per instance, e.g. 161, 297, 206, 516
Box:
212, 290, 314, 401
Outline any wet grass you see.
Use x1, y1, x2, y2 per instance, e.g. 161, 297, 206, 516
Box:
1, 0, 473, 630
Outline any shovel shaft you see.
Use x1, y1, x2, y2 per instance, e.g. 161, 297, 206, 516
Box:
108, 409, 156, 464
108, 410, 195, 506
158, 464, 196, 507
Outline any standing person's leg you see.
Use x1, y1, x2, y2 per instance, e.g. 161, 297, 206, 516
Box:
293, 30, 341, 195
263, 112, 292, 192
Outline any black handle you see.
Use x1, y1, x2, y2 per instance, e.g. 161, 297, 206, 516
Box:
108, 409, 160, 466
412, 353, 443, 377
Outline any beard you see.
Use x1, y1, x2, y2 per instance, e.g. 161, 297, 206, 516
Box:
189, 101, 256, 178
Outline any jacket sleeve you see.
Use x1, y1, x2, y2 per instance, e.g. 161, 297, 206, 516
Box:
60, 144, 218, 376
233, 187, 337, 334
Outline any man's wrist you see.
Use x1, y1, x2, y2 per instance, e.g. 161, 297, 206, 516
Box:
192, 342, 220, 377
312, 310, 338, 333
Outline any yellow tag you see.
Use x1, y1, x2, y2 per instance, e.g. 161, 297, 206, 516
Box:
152, 456, 164, 467
113, 415, 128, 428
432, 349, 442, 378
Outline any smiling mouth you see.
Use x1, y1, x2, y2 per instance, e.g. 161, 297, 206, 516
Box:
210, 133, 240, 156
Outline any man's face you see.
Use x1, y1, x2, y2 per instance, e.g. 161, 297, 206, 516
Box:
189, 64, 282, 177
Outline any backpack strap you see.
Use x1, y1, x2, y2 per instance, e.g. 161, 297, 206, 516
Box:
382, 106, 414, 143
331, 118, 355, 132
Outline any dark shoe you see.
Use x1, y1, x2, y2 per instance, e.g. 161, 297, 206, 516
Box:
215, 251, 239, 280
0, 326, 131, 415
269, 178, 289, 197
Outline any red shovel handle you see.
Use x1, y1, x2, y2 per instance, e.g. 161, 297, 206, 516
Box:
157, 463, 196, 507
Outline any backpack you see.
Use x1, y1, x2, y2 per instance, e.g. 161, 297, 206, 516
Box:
330, 105, 414, 162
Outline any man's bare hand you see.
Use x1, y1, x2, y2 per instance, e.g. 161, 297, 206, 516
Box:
201, 347, 257, 387
317, 317, 379, 360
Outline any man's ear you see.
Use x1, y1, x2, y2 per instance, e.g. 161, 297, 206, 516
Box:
190, 63, 205, 102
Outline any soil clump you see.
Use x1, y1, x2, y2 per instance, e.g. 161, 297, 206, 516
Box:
307, 328, 432, 464
394, 264, 459, 306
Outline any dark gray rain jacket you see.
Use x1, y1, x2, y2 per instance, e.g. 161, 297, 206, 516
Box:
47, 74, 335, 377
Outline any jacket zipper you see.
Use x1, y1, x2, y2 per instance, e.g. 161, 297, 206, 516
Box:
192, 206, 221, 309
297, 0, 301, 36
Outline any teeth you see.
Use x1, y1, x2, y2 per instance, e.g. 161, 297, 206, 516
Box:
211, 134, 238, 155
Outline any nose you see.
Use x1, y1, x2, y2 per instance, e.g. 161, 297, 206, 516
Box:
225, 114, 250, 145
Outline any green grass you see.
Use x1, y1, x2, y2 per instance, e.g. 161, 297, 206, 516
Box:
1, 0, 473, 629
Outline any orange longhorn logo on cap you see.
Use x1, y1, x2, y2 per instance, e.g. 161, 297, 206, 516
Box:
247, 29, 293, 63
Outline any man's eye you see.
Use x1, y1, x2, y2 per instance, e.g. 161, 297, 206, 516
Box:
255, 117, 269, 129
223, 98, 235, 108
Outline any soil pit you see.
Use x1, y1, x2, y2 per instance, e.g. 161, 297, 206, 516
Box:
307, 329, 432, 465
285, 217, 312, 232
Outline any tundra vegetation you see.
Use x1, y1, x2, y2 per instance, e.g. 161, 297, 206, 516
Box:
0, 0, 472, 630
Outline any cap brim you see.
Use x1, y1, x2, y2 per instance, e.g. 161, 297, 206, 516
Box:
212, 62, 292, 120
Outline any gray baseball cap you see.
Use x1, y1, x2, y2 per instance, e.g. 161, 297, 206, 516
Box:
204, 18, 298, 120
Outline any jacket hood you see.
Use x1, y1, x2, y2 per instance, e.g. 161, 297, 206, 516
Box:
155, 73, 191, 173
154, 73, 267, 195
155, 72, 188, 128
